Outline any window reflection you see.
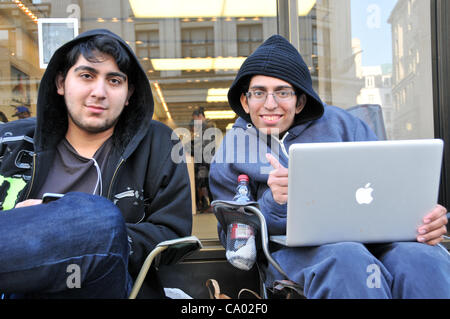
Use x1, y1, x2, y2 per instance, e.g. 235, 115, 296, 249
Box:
293, 0, 434, 141
0, 0, 436, 239
0, 0, 434, 134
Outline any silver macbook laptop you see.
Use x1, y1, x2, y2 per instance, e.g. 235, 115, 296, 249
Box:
270, 139, 444, 247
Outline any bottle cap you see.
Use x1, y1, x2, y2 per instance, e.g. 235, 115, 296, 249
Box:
238, 174, 249, 182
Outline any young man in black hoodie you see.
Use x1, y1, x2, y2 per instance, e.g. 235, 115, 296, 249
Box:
0, 29, 192, 298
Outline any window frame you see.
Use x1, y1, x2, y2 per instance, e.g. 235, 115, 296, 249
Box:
431, 0, 450, 208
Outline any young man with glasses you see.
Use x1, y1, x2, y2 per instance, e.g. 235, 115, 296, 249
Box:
209, 35, 449, 298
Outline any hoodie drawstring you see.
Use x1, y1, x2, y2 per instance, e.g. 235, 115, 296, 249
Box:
91, 158, 103, 196
273, 132, 290, 159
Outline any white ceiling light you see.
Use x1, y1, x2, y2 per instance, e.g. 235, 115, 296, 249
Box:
129, 0, 275, 18
206, 88, 229, 103
204, 110, 236, 120
151, 57, 245, 71
298, 0, 316, 16
153, 82, 172, 119
129, 0, 316, 18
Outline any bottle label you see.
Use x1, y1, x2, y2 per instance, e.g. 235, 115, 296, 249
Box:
233, 185, 250, 202
237, 185, 249, 197
230, 223, 254, 239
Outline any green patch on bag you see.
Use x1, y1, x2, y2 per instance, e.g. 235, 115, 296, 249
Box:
0, 175, 27, 210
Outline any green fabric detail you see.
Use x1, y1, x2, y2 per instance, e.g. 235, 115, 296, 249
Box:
0, 175, 27, 210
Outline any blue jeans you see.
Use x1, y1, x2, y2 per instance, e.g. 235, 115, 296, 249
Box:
265, 241, 450, 298
0, 192, 132, 298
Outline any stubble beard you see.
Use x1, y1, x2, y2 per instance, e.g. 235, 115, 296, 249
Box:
67, 109, 121, 134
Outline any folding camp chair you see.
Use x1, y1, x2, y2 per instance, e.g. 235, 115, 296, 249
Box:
347, 104, 387, 140
212, 200, 303, 298
128, 235, 202, 299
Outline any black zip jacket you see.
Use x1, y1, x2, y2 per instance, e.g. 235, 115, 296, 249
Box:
0, 29, 192, 298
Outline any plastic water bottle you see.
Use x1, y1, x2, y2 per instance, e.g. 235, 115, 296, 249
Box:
233, 174, 251, 203
226, 174, 257, 271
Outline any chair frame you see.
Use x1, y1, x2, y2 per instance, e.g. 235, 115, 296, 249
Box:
128, 235, 202, 299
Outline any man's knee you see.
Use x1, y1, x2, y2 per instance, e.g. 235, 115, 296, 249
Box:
305, 242, 391, 298
381, 242, 449, 272
59, 192, 126, 230
323, 242, 373, 266
50, 192, 129, 256
379, 242, 450, 298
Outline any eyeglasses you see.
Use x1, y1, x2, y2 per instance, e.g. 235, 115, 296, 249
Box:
245, 89, 296, 104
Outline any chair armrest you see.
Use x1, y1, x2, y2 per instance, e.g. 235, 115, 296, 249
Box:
128, 236, 202, 299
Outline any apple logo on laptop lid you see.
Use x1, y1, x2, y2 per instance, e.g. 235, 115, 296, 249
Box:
355, 183, 374, 204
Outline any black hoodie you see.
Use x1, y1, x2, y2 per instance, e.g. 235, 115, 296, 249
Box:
0, 29, 192, 298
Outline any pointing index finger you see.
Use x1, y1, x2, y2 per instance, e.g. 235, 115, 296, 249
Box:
266, 153, 280, 169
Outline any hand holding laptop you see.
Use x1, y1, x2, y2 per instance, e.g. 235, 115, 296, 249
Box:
266, 153, 288, 205
417, 204, 448, 246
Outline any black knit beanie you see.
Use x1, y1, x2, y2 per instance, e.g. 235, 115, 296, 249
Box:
228, 35, 324, 126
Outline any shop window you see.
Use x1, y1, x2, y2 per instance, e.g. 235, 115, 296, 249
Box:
136, 30, 160, 59
181, 27, 214, 58
135, 30, 160, 77
237, 24, 263, 57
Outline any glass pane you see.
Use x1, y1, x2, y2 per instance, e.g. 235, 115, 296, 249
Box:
0, 0, 278, 240
298, 0, 434, 140
125, 0, 278, 240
